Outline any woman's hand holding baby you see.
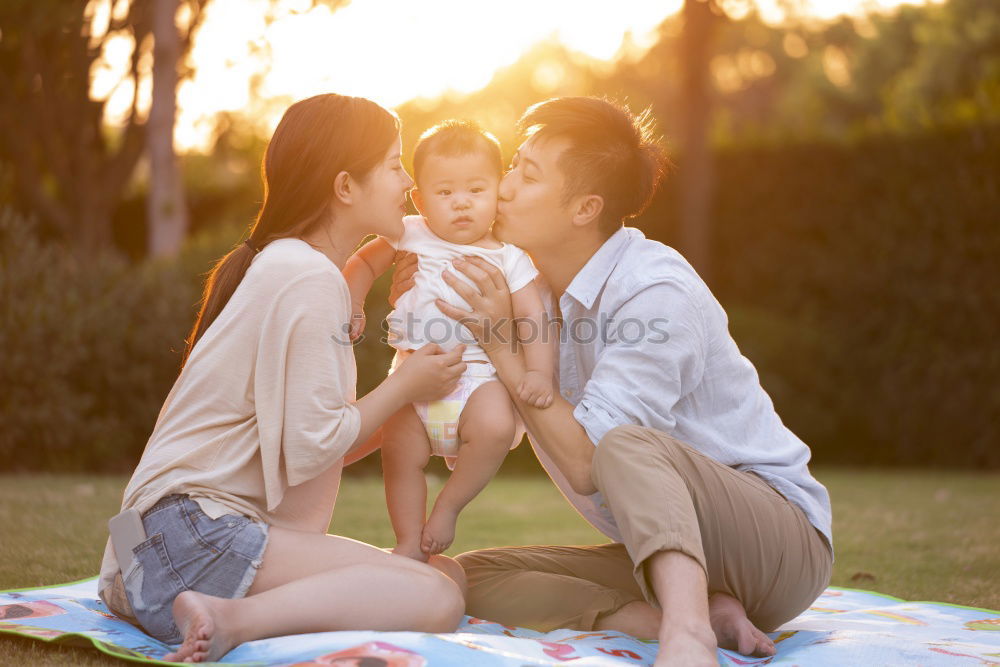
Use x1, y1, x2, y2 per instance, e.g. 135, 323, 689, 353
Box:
387, 250, 419, 307
392, 343, 467, 402
349, 300, 367, 341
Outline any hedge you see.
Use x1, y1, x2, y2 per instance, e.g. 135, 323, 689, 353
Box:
638, 124, 1000, 467
1, 124, 996, 471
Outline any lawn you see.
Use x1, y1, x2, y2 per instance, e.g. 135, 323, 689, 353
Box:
0, 468, 997, 665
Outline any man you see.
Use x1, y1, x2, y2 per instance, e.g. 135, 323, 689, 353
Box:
394, 97, 833, 667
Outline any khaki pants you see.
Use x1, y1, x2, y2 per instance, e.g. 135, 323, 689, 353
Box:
456, 424, 832, 633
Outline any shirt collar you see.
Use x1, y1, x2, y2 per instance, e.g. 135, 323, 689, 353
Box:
563, 226, 638, 309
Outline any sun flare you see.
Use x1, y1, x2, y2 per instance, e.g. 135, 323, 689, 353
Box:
90, 0, 940, 152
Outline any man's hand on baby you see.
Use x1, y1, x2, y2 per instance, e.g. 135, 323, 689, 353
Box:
518, 370, 554, 408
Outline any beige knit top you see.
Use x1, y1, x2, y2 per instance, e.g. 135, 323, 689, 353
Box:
97, 238, 361, 614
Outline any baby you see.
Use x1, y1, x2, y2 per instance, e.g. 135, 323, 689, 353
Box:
344, 120, 554, 560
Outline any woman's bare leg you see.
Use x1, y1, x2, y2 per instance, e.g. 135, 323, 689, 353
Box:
381, 404, 433, 561
422, 382, 516, 554
165, 525, 465, 663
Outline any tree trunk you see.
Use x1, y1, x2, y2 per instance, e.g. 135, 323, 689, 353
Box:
678, 0, 718, 284
147, 0, 188, 258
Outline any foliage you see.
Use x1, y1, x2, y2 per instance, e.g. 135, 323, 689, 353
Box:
1, 1, 997, 472
0, 0, 208, 254
639, 124, 1000, 466
704, 0, 1000, 141
3, 120, 998, 471
393, 0, 1000, 152
0, 207, 238, 471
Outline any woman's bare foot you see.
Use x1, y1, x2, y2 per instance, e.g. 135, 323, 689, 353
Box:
655, 625, 718, 667
163, 591, 240, 663
708, 592, 776, 657
391, 539, 429, 562
420, 505, 458, 555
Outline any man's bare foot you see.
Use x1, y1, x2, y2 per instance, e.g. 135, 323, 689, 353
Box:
163, 591, 240, 663
708, 592, 776, 657
655, 626, 718, 667
391, 539, 429, 562
420, 505, 458, 555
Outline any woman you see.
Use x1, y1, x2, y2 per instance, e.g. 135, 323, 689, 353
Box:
97, 94, 469, 663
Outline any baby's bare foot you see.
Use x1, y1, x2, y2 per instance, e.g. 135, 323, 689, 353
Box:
421, 506, 459, 555
163, 591, 240, 663
392, 540, 429, 562
709, 592, 776, 657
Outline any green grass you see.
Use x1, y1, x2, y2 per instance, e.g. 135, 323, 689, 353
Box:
0, 469, 997, 665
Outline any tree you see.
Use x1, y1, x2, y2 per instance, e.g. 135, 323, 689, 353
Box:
677, 0, 725, 283
0, 0, 206, 258
148, 0, 192, 258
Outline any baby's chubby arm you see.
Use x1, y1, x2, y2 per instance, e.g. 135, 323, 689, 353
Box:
510, 278, 555, 409
342, 236, 398, 340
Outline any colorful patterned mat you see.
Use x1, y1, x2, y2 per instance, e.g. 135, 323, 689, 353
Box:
1, 578, 998, 665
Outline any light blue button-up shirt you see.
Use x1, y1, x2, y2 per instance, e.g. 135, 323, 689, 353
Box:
528, 226, 833, 552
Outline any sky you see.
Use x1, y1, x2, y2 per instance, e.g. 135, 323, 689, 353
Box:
89, 0, 938, 152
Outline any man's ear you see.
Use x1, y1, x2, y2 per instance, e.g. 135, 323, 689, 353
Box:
332, 171, 353, 205
410, 187, 425, 214
570, 194, 604, 229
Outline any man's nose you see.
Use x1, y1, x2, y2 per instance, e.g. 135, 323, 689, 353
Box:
498, 172, 513, 202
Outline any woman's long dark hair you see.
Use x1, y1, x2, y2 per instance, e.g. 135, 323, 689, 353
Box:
180, 94, 399, 369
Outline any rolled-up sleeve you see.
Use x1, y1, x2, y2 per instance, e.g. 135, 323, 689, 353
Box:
573, 280, 706, 446
254, 270, 361, 510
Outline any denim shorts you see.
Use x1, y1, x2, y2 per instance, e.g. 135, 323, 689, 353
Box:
122, 494, 269, 644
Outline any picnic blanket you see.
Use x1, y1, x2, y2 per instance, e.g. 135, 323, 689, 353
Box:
1, 578, 998, 665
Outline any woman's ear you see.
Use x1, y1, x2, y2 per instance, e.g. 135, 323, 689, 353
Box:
410, 188, 425, 214
570, 194, 604, 228
332, 171, 353, 205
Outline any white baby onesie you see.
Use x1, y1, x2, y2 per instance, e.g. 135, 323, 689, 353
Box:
385, 214, 539, 364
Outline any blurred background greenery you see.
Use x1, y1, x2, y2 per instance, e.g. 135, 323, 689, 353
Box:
0, 0, 997, 475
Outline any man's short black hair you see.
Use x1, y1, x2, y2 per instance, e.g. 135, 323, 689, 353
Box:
518, 97, 669, 236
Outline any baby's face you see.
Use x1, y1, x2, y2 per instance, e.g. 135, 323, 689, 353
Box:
414, 151, 500, 245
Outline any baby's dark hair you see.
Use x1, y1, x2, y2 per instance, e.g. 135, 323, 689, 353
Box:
518, 97, 670, 236
412, 119, 503, 185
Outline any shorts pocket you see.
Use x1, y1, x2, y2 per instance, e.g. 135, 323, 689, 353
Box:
180, 502, 250, 554
123, 532, 184, 644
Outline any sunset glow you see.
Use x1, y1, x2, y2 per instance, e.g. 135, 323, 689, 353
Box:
89, 0, 940, 152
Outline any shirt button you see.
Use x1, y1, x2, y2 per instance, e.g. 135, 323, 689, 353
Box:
563, 389, 574, 399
